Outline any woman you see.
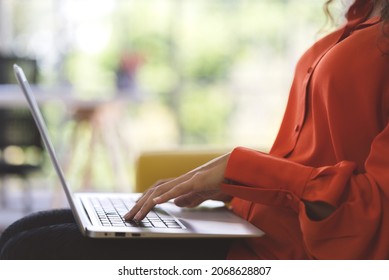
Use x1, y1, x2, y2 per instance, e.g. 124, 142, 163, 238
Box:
1, 0, 389, 259
126, 0, 389, 259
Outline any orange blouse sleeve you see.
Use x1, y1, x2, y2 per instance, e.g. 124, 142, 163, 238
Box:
221, 119, 389, 259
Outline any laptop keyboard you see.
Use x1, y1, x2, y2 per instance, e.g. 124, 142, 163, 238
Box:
90, 197, 183, 229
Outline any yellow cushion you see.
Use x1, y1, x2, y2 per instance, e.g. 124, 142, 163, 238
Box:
134, 149, 225, 192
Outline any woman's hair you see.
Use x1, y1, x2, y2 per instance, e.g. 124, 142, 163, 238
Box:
324, 0, 389, 24
324, 0, 389, 46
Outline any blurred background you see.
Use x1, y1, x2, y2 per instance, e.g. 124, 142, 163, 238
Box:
0, 0, 344, 231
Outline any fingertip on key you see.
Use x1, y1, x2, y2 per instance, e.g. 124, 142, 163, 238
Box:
123, 212, 134, 221
133, 212, 142, 222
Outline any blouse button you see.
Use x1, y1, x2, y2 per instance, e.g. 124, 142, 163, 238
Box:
294, 124, 300, 132
286, 194, 293, 200
307, 67, 313, 74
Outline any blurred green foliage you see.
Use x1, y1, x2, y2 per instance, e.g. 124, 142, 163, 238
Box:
98, 0, 325, 145
10, 0, 328, 147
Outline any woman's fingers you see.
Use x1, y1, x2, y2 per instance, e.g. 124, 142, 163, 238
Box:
152, 178, 196, 205
135, 178, 175, 202
124, 176, 193, 221
124, 153, 230, 221
123, 189, 153, 220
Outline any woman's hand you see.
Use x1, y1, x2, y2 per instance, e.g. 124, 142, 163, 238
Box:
124, 153, 232, 221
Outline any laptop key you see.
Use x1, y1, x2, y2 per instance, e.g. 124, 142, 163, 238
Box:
166, 224, 182, 228
150, 221, 167, 228
112, 223, 126, 227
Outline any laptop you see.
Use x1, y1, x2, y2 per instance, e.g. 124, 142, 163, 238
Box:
14, 64, 264, 239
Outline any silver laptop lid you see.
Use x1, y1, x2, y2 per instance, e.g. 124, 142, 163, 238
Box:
13, 64, 76, 210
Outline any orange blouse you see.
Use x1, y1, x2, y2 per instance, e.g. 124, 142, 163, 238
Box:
221, 1, 389, 259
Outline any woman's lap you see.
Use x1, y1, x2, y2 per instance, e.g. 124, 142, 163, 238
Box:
0, 209, 231, 260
